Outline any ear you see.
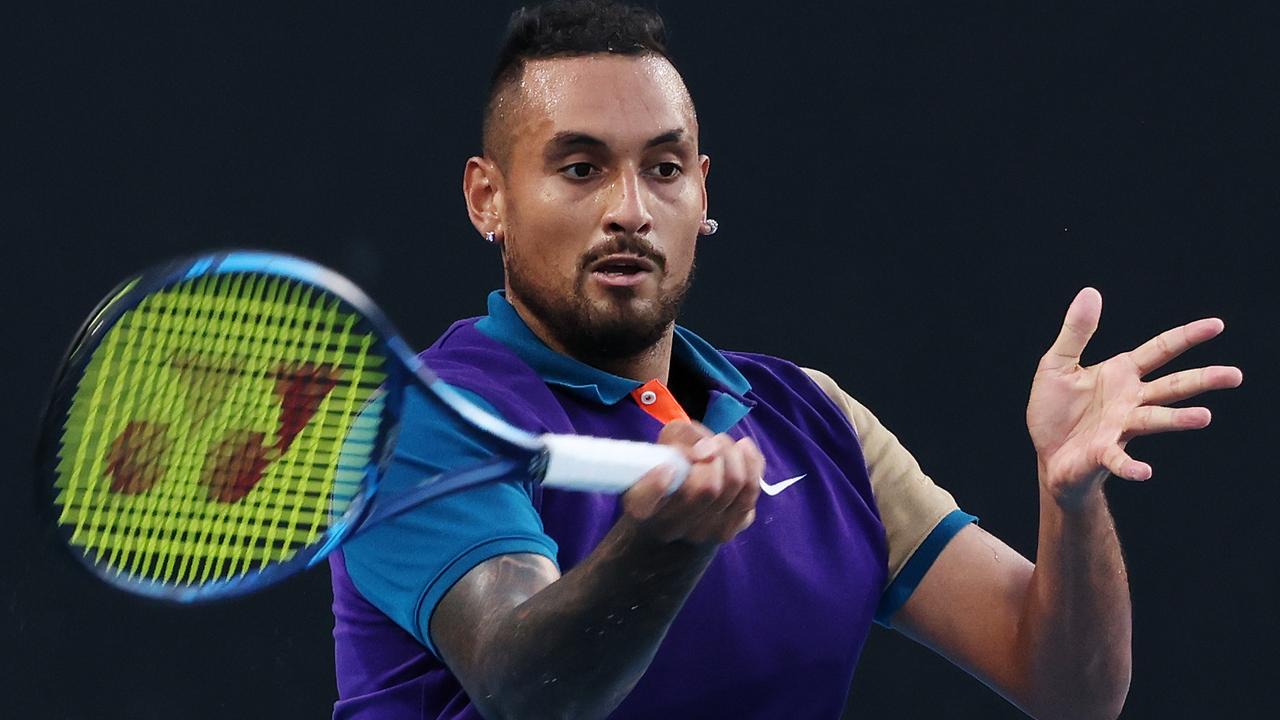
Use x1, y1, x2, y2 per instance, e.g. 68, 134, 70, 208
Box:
698, 154, 711, 220
463, 156, 506, 240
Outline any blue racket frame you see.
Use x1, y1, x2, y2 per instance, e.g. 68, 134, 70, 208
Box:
37, 251, 550, 603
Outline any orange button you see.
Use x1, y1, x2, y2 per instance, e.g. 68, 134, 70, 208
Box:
629, 379, 690, 425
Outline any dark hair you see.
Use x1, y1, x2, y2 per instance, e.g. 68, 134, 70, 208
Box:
483, 0, 677, 158
490, 0, 671, 89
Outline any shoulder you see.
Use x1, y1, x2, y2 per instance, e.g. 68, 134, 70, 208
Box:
423, 317, 524, 378
796, 366, 877, 438
714, 352, 874, 447
786, 366, 972, 614
722, 351, 843, 411
419, 318, 556, 432
720, 349, 815, 381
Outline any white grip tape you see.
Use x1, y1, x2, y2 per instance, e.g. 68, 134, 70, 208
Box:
538, 434, 690, 494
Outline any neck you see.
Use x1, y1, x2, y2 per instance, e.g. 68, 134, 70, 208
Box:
507, 295, 676, 384
589, 333, 674, 384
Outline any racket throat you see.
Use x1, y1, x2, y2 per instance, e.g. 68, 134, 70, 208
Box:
353, 456, 531, 533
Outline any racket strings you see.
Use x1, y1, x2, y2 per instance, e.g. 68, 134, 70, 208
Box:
53, 273, 385, 590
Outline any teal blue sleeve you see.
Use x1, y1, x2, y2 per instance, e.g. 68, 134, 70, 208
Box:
340, 384, 559, 658
874, 509, 978, 626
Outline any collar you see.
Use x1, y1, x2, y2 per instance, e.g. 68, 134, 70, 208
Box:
474, 291, 752, 410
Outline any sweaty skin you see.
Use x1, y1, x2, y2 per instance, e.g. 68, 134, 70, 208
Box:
443, 51, 1242, 720
444, 54, 756, 720
893, 290, 1240, 720
471, 54, 707, 382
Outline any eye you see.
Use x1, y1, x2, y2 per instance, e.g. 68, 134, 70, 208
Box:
559, 162, 598, 180
650, 162, 683, 179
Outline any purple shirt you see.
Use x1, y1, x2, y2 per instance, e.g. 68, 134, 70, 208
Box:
331, 293, 894, 718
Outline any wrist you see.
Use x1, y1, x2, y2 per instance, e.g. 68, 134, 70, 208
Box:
1038, 475, 1108, 519
605, 515, 719, 569
1037, 462, 1109, 513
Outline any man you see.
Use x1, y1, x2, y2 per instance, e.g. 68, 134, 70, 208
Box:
330, 2, 1242, 718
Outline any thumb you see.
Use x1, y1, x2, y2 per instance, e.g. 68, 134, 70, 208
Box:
1041, 287, 1102, 371
657, 419, 713, 449
622, 464, 676, 520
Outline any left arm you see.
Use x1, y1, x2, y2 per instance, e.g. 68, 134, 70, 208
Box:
892, 288, 1241, 720
893, 501, 1127, 720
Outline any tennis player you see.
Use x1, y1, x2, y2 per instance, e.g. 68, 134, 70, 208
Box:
329, 2, 1242, 718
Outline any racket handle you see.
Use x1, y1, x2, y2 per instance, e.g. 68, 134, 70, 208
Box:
538, 434, 690, 494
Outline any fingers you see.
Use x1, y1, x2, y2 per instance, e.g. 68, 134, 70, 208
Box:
1101, 404, 1215, 483
623, 421, 715, 521
714, 439, 764, 541
702, 435, 746, 515
622, 464, 678, 520
1040, 287, 1103, 371
1100, 443, 1153, 482
657, 419, 714, 449
1123, 405, 1213, 439
735, 437, 764, 511
625, 426, 765, 545
667, 435, 742, 543
1142, 365, 1244, 405
1128, 317, 1226, 377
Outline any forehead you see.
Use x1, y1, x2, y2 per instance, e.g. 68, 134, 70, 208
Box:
508, 54, 696, 152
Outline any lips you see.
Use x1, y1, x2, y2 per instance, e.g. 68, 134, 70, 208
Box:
589, 254, 657, 275
588, 253, 657, 287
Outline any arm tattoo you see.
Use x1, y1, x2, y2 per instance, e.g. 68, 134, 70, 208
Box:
430, 521, 717, 719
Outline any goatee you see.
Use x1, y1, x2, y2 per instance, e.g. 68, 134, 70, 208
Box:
506, 234, 693, 365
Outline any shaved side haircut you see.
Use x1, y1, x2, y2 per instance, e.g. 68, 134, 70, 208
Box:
482, 0, 682, 165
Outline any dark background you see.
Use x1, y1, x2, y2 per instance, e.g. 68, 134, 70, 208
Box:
6, 1, 1277, 717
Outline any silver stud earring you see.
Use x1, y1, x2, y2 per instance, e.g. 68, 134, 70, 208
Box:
485, 231, 496, 243
700, 218, 719, 236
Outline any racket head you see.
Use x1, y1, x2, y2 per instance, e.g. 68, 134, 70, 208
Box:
36, 251, 421, 601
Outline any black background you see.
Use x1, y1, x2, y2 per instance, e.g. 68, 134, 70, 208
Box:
6, 1, 1277, 717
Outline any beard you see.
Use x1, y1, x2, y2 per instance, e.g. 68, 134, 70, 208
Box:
505, 234, 693, 364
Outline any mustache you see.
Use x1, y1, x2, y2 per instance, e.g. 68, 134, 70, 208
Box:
579, 235, 667, 273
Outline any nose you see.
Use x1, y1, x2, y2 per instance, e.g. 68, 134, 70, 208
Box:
601, 168, 653, 237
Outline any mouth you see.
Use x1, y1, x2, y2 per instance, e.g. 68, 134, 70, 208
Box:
588, 254, 657, 287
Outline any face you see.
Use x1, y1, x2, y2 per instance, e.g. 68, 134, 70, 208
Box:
484, 54, 708, 363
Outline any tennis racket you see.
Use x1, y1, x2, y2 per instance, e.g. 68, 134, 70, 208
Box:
36, 251, 690, 602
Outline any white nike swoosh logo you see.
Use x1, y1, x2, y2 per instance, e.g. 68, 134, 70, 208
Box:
759, 474, 806, 496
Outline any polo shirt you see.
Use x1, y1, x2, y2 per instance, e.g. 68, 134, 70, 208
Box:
331, 291, 974, 719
